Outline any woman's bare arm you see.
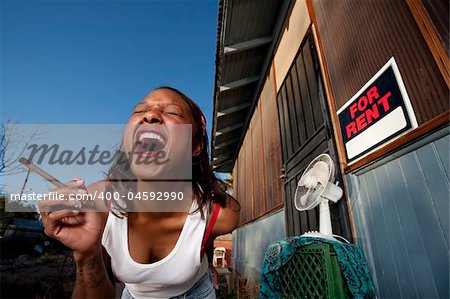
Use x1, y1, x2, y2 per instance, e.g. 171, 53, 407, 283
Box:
212, 194, 240, 237
71, 181, 115, 299
72, 248, 115, 298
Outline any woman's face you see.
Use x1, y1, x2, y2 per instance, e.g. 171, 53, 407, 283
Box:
123, 88, 198, 180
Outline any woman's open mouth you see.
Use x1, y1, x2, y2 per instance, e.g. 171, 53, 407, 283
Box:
133, 127, 168, 159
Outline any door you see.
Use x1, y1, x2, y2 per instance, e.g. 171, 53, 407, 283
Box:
277, 30, 351, 239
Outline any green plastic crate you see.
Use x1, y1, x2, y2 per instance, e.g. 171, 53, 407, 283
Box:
279, 243, 349, 298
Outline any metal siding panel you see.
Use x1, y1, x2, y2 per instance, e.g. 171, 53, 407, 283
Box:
347, 174, 380, 292
350, 136, 450, 298
384, 160, 424, 297
233, 210, 286, 283
355, 174, 381, 293
434, 134, 450, 181
374, 166, 410, 297
362, 171, 395, 298
416, 143, 450, 247
398, 153, 442, 297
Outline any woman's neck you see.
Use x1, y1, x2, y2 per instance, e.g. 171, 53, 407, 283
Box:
130, 180, 192, 213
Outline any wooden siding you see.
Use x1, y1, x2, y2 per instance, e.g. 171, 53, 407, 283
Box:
420, 0, 448, 53
233, 67, 284, 225
312, 0, 448, 125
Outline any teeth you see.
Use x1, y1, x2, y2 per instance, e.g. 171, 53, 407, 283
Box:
139, 132, 165, 144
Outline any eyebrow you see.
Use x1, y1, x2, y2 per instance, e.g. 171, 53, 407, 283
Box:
133, 102, 146, 110
132, 101, 186, 111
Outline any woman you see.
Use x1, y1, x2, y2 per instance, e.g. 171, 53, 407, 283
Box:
40, 87, 240, 298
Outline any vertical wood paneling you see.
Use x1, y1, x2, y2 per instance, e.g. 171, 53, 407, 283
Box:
313, 0, 448, 125
348, 130, 449, 298
261, 78, 284, 209
246, 125, 254, 220
234, 69, 284, 224
238, 144, 247, 223
277, 92, 288, 162
252, 104, 264, 216
420, 0, 449, 52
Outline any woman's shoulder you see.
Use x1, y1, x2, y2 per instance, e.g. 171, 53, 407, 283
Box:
87, 180, 109, 193
211, 194, 240, 236
87, 180, 110, 217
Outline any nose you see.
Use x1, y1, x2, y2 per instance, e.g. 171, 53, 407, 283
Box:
143, 110, 162, 124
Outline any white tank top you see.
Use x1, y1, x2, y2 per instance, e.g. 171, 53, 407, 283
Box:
101, 201, 209, 298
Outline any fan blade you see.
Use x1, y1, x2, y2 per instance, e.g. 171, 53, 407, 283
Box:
310, 161, 329, 186
298, 170, 310, 186
300, 188, 311, 206
299, 170, 318, 189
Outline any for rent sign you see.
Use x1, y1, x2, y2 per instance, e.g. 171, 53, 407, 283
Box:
337, 57, 417, 164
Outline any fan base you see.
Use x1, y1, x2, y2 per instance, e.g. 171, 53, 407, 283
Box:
301, 231, 340, 242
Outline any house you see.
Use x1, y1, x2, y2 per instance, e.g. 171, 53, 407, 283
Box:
211, 0, 449, 297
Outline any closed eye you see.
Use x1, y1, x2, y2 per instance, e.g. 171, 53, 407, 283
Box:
164, 109, 183, 116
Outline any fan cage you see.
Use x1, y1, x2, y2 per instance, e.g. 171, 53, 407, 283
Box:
295, 154, 335, 211
279, 243, 349, 298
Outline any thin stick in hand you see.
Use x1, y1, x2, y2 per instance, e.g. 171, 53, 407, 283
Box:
19, 157, 84, 209
19, 157, 66, 188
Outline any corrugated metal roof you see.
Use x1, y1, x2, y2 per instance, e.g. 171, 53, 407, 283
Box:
211, 0, 290, 172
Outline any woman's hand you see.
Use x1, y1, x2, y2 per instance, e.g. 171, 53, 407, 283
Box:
39, 178, 104, 256
210, 264, 220, 290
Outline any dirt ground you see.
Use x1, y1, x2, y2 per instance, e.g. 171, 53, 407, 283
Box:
1, 252, 76, 299
1, 250, 240, 299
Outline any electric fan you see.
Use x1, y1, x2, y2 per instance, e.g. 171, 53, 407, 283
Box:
294, 153, 343, 240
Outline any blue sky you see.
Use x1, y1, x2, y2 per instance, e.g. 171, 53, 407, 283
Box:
1, 0, 218, 127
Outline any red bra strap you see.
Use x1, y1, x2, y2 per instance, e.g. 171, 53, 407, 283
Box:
201, 203, 221, 256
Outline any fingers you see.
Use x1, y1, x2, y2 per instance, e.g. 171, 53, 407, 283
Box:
43, 209, 80, 237
212, 271, 219, 290
38, 188, 87, 212
66, 178, 86, 189
48, 209, 80, 220
38, 177, 87, 213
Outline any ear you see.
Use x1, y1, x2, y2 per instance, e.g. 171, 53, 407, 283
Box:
193, 140, 203, 157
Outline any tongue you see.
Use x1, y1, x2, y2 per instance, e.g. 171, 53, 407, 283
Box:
140, 138, 164, 152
